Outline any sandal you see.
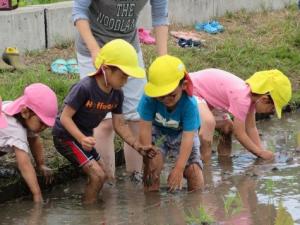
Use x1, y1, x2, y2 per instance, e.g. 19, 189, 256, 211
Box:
138, 28, 156, 44
178, 38, 202, 48
2, 47, 27, 70
51, 59, 68, 74
66, 58, 79, 74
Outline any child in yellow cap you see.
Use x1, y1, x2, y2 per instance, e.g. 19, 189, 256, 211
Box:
138, 55, 204, 192
190, 69, 292, 162
52, 39, 157, 204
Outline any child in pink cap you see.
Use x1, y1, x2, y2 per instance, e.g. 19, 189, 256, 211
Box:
0, 83, 58, 203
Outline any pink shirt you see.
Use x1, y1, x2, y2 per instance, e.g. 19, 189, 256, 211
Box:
190, 69, 254, 122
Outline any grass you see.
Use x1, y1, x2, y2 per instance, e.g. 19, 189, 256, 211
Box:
223, 192, 243, 218
185, 206, 215, 225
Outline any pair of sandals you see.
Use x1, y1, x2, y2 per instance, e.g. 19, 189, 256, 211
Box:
178, 38, 202, 48
51, 58, 79, 75
138, 28, 156, 45
195, 21, 224, 34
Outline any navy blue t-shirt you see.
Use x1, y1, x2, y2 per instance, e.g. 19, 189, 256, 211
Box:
52, 76, 123, 139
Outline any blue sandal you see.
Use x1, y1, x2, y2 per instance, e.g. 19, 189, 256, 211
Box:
66, 58, 79, 74
51, 59, 68, 74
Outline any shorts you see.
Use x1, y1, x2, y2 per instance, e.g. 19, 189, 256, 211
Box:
196, 97, 231, 122
152, 126, 203, 170
53, 136, 100, 168
77, 51, 146, 121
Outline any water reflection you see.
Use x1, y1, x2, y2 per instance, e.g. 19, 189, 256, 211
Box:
0, 113, 300, 225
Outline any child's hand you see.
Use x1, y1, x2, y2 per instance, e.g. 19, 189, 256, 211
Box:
80, 136, 96, 151
259, 150, 274, 160
167, 167, 184, 192
134, 143, 158, 159
38, 165, 54, 185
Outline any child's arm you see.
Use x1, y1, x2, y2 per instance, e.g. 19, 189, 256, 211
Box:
233, 114, 274, 160
14, 148, 43, 202
28, 136, 53, 184
60, 105, 96, 150
112, 114, 156, 158
168, 131, 194, 191
245, 111, 263, 148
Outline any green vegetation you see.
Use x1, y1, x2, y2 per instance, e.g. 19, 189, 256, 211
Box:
223, 192, 243, 218
275, 202, 294, 225
185, 206, 215, 225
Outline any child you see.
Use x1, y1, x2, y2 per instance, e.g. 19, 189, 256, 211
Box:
0, 83, 58, 202
52, 39, 157, 204
138, 55, 204, 192
190, 69, 292, 162
0, 96, 7, 128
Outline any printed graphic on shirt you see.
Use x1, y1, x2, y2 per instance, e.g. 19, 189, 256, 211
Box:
154, 113, 181, 130
94, 0, 147, 33
85, 100, 118, 111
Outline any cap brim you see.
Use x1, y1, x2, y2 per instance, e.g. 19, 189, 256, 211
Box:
88, 64, 145, 79
40, 115, 55, 127
145, 80, 180, 97
3, 96, 25, 116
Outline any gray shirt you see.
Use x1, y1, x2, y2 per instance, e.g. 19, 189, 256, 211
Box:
73, 0, 168, 56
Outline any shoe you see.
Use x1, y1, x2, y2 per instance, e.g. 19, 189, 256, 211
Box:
0, 57, 14, 72
51, 59, 68, 74
210, 20, 224, 32
138, 28, 156, 44
66, 58, 79, 74
2, 47, 27, 70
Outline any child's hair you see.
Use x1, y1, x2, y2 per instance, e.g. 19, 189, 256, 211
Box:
3, 83, 58, 127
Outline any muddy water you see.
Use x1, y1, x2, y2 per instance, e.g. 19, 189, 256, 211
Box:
0, 113, 299, 225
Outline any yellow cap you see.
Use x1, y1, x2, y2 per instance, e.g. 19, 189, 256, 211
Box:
145, 55, 191, 97
245, 69, 292, 118
89, 39, 145, 78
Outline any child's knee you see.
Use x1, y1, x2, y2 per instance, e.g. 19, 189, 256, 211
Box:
184, 163, 204, 191
199, 118, 216, 141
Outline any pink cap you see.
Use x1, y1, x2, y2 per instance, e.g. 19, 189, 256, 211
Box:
0, 97, 8, 128
3, 83, 58, 127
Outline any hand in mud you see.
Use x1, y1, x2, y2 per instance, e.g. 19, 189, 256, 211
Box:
80, 136, 96, 151
134, 143, 158, 159
143, 154, 163, 187
259, 150, 274, 160
38, 165, 54, 185
167, 167, 184, 192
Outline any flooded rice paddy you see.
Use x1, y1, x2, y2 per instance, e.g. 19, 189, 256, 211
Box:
0, 113, 299, 225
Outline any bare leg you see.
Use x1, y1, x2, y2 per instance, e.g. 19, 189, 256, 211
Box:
198, 102, 216, 163
94, 119, 115, 180
143, 152, 164, 192
123, 121, 143, 174
82, 160, 106, 204
184, 163, 204, 191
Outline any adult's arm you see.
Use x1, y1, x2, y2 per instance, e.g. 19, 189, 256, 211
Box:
73, 0, 99, 62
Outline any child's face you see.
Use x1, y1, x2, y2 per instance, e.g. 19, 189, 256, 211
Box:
106, 67, 129, 90
156, 85, 183, 108
255, 95, 275, 114
21, 108, 48, 133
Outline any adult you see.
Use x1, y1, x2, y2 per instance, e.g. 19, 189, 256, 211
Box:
73, 0, 168, 180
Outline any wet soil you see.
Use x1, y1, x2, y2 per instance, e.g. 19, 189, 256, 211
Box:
0, 113, 299, 225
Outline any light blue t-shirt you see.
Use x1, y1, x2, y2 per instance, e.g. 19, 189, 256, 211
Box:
137, 93, 201, 136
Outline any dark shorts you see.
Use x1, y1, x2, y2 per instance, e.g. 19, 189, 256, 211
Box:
53, 136, 100, 168
152, 126, 203, 170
